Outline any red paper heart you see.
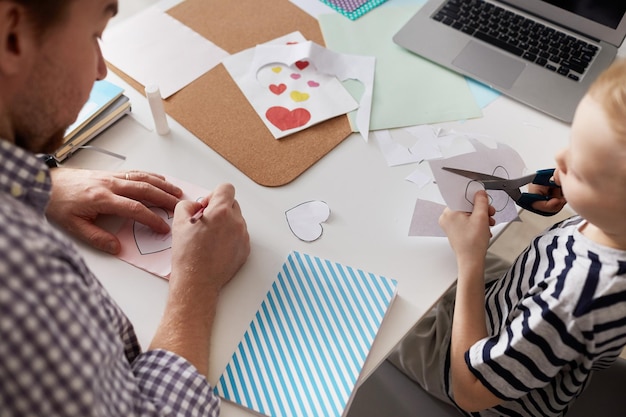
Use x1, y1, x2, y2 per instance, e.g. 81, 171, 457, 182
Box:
265, 106, 311, 131
295, 60, 309, 70
269, 83, 287, 95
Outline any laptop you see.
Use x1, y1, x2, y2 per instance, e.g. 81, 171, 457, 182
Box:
393, 0, 626, 123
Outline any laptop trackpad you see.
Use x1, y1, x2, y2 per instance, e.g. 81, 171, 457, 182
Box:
452, 41, 525, 89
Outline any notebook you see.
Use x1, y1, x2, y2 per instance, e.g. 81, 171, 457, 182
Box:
214, 251, 398, 417
393, 0, 626, 123
55, 80, 131, 161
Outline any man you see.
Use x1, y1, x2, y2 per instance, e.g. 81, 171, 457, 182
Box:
0, 1, 250, 415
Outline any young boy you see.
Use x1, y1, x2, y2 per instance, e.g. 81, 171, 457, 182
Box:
389, 58, 626, 416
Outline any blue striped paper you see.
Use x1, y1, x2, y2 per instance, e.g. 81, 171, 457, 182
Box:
215, 251, 397, 417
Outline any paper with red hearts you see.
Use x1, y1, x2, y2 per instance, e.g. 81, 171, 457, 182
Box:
222, 32, 359, 139
115, 177, 210, 279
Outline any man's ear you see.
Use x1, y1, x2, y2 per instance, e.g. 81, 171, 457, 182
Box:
0, 2, 33, 76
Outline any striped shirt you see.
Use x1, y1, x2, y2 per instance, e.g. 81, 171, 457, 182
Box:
0, 140, 219, 417
459, 216, 626, 416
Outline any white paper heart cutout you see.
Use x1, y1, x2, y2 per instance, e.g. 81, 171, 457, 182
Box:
133, 207, 173, 254
285, 201, 330, 242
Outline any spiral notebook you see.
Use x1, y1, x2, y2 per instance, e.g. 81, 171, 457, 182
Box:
214, 251, 397, 417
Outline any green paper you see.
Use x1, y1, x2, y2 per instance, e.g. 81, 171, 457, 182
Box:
319, 4, 482, 131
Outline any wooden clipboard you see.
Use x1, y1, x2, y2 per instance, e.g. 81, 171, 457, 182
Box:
110, 0, 352, 187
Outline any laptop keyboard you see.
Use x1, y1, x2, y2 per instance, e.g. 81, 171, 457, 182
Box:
432, 0, 599, 81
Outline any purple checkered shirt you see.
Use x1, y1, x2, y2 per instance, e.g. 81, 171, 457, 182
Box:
0, 140, 219, 416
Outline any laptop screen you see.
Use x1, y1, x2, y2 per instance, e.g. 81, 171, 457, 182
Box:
508, 0, 626, 45
541, 0, 626, 30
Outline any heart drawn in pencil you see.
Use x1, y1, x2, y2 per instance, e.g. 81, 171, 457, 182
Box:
290, 73, 301, 80
290, 90, 309, 102
271, 66, 282, 73
285, 200, 331, 242
266, 106, 311, 131
269, 83, 287, 95
133, 207, 173, 255
295, 60, 309, 70
307, 80, 320, 87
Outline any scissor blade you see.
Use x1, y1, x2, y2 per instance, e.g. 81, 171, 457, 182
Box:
441, 167, 505, 182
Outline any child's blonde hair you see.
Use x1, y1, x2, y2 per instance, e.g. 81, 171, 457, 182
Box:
587, 59, 626, 137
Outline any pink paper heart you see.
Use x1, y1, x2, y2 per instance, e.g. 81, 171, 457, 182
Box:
290, 73, 301, 80
307, 80, 320, 87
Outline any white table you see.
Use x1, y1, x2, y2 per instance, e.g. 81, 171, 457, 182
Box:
63, 1, 623, 416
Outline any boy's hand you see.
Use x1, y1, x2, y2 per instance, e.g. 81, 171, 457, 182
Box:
439, 191, 495, 263
528, 170, 567, 215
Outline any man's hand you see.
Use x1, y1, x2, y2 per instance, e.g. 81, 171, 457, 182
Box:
151, 183, 250, 376
47, 168, 183, 254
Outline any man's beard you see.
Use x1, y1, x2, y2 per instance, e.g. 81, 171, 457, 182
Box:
14, 126, 67, 155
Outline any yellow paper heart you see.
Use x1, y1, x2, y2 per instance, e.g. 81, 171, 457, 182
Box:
290, 91, 310, 102
271, 67, 282, 73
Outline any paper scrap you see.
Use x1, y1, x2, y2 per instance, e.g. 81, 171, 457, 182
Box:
405, 169, 431, 188
285, 200, 331, 242
102, 7, 229, 98
408, 198, 446, 237
373, 126, 442, 167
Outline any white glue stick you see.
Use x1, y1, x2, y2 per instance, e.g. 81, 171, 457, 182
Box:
145, 84, 170, 135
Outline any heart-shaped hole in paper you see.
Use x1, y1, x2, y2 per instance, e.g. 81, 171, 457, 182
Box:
285, 201, 330, 242
133, 207, 173, 254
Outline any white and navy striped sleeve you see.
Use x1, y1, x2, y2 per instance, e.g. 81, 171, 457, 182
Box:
465, 217, 626, 417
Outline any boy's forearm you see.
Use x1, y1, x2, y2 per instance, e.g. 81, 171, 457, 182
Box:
450, 257, 501, 411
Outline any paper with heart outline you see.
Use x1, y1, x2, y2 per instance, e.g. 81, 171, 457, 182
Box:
222, 32, 363, 139
428, 139, 524, 224
285, 200, 331, 242
115, 177, 210, 279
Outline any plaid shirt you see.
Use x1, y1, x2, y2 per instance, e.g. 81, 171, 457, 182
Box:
0, 140, 219, 416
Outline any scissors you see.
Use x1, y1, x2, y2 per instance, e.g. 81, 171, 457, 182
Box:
442, 167, 560, 216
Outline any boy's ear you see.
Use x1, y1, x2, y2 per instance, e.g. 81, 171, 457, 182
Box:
0, 2, 34, 76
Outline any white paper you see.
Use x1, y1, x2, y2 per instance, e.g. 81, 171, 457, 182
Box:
223, 32, 373, 139
102, 7, 229, 98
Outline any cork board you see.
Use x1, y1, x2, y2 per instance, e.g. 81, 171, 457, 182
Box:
110, 0, 352, 187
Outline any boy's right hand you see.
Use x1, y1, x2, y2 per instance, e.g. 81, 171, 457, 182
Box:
439, 191, 495, 263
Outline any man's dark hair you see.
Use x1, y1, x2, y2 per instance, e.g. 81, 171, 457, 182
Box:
12, 0, 73, 36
